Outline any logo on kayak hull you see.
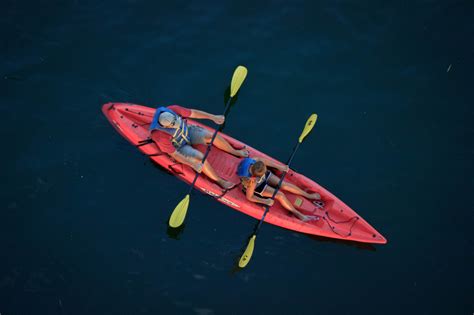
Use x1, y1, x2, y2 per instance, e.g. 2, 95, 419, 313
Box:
200, 187, 240, 208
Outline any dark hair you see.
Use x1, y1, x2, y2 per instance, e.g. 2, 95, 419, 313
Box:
251, 161, 266, 177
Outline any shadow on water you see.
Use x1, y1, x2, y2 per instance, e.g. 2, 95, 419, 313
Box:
229, 260, 244, 275
166, 220, 186, 240
223, 85, 239, 107
306, 234, 377, 252
222, 85, 239, 128
229, 239, 252, 275
148, 158, 177, 176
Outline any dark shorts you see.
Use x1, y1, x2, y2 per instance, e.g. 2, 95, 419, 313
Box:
177, 125, 211, 159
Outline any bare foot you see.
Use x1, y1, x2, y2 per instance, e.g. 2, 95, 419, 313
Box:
233, 147, 249, 158
307, 192, 321, 200
217, 179, 235, 190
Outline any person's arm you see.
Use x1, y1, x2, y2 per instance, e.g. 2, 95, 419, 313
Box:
189, 109, 224, 125
245, 178, 273, 206
256, 157, 289, 172
168, 105, 224, 125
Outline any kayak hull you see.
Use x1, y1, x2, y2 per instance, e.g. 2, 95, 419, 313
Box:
102, 103, 387, 244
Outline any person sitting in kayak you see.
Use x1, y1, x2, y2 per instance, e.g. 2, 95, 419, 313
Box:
237, 157, 320, 222
150, 105, 248, 189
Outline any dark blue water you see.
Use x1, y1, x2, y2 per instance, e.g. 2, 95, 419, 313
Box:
1, 1, 473, 314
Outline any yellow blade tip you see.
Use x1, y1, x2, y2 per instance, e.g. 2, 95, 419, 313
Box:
238, 235, 256, 268
230, 65, 248, 97
169, 194, 190, 228
298, 113, 318, 143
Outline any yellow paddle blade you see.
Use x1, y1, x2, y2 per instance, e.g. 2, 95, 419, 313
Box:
230, 65, 248, 97
238, 235, 256, 268
169, 194, 190, 228
298, 113, 318, 143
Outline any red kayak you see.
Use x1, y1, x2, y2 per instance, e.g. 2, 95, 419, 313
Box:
102, 103, 387, 244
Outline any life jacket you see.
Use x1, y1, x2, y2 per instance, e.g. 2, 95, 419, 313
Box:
149, 107, 190, 149
237, 158, 266, 187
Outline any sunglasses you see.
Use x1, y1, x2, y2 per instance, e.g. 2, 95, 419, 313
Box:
169, 116, 177, 127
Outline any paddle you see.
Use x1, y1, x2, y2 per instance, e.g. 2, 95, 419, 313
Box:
168, 66, 248, 228
238, 113, 318, 268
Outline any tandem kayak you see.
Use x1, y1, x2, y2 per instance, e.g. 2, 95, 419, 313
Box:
102, 103, 387, 244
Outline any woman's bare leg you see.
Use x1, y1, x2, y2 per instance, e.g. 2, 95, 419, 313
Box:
201, 160, 234, 189
207, 134, 248, 157
267, 174, 320, 199
178, 150, 234, 189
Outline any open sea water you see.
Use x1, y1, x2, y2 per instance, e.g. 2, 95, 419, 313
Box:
1, 1, 473, 314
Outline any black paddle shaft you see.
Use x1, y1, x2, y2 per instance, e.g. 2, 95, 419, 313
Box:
187, 98, 234, 192
254, 141, 302, 234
